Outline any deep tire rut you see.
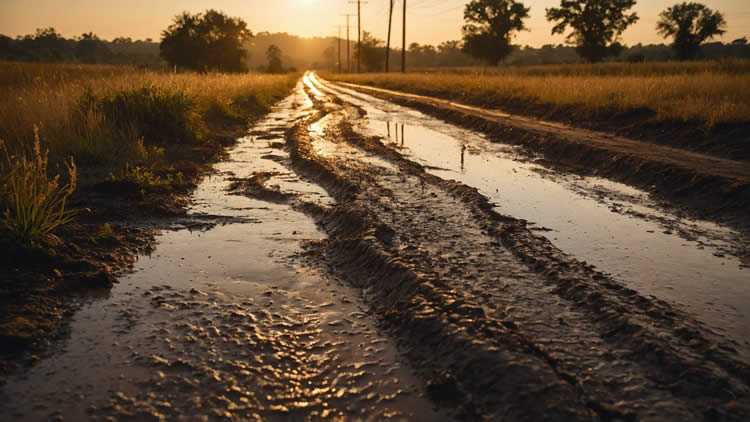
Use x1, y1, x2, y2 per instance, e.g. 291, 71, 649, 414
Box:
258, 82, 750, 420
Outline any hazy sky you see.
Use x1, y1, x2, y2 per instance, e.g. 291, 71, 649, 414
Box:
1, 0, 748, 47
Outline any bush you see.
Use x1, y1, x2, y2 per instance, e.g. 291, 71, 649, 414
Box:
83, 83, 205, 145
0, 129, 82, 243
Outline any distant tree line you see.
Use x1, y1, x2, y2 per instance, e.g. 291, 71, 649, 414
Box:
457, 0, 743, 65
343, 0, 747, 71
350, 36, 749, 72
2, 3, 748, 73
0, 28, 163, 67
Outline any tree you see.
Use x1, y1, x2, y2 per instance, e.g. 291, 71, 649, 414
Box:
656, 2, 727, 61
546, 0, 639, 62
76, 32, 109, 63
22, 27, 72, 61
266, 44, 283, 73
354, 31, 385, 72
160, 10, 252, 72
461, 0, 530, 65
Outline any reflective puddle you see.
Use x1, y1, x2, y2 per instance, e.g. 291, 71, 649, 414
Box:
0, 85, 450, 421
313, 75, 750, 359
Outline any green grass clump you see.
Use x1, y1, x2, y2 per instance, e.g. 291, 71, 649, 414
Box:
85, 83, 205, 145
108, 163, 183, 192
0, 130, 82, 243
89, 222, 115, 244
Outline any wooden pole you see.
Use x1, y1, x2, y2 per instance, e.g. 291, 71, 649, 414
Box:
386, 0, 395, 72
358, 0, 362, 73
338, 27, 342, 73
401, 0, 406, 73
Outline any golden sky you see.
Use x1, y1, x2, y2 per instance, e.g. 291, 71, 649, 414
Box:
1, 0, 748, 46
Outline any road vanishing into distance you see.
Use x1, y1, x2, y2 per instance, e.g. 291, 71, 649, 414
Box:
1, 73, 749, 420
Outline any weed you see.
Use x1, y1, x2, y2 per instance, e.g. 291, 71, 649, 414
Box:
109, 163, 165, 189
89, 222, 115, 244
0, 129, 83, 243
97, 222, 115, 238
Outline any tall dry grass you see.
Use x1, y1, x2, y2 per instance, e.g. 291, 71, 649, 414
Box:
326, 60, 750, 127
412, 59, 750, 77
0, 62, 298, 166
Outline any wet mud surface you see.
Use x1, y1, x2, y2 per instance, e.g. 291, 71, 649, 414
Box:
312, 77, 750, 357
0, 87, 448, 421
289, 76, 749, 419
3, 75, 750, 421
332, 80, 750, 237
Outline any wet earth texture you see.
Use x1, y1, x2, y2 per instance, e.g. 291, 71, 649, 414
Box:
1, 74, 750, 421
311, 75, 750, 356
0, 87, 448, 421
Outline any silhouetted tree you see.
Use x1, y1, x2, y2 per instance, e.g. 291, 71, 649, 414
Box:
112, 37, 133, 45
266, 44, 283, 73
75, 32, 110, 63
656, 2, 727, 61
461, 0, 530, 65
160, 10, 252, 72
732, 37, 747, 45
354, 31, 385, 72
546, 0, 639, 62
436, 41, 478, 66
21, 28, 72, 61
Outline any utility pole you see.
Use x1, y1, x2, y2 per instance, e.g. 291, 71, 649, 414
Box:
358, 0, 361, 73
341, 14, 354, 72
386, 0, 395, 72
348, 0, 367, 73
402, 0, 407, 73
337, 27, 342, 73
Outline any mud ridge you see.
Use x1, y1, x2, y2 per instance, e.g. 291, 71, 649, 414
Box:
335, 114, 750, 404
242, 81, 749, 419
279, 118, 599, 420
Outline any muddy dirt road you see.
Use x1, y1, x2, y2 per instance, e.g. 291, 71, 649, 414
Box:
310, 74, 750, 357
2, 74, 749, 420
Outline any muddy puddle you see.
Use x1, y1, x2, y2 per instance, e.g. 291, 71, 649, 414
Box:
311, 75, 750, 359
0, 85, 450, 421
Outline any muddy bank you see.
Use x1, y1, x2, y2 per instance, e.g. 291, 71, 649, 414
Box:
325, 75, 750, 163
275, 82, 750, 420
315, 77, 750, 349
0, 100, 287, 369
329, 79, 750, 234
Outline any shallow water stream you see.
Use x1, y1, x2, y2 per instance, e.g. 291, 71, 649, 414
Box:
312, 75, 750, 358
0, 85, 448, 421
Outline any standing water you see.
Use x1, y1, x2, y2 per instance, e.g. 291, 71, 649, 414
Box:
311, 75, 750, 360
0, 84, 450, 421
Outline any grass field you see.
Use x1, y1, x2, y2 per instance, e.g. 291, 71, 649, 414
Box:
0, 62, 297, 166
0, 62, 298, 241
325, 60, 750, 128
